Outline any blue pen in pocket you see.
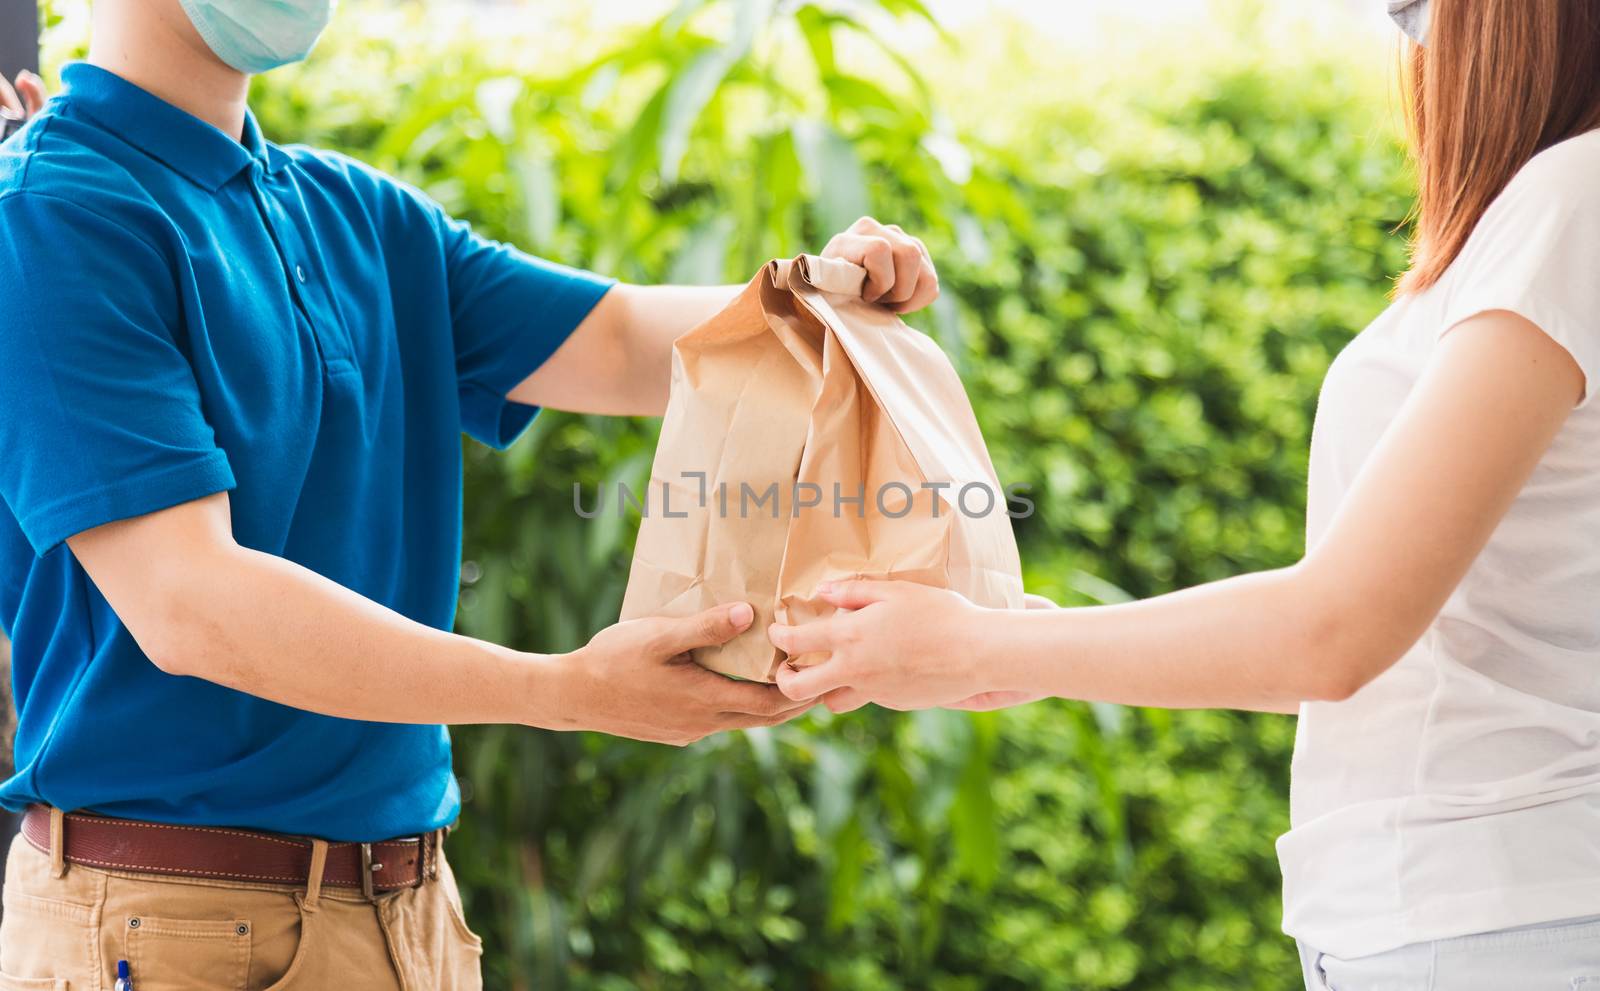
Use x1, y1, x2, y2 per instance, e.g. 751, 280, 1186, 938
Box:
114, 960, 133, 991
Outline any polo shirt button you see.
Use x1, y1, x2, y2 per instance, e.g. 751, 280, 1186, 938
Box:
295, 265, 307, 284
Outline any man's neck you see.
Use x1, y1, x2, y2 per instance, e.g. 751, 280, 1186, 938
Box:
88, 1, 250, 140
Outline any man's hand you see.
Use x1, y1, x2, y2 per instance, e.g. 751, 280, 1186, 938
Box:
821, 216, 940, 314
0, 70, 47, 135
510, 216, 940, 417
560, 602, 816, 745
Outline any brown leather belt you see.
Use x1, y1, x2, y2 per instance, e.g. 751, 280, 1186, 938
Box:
23, 806, 434, 899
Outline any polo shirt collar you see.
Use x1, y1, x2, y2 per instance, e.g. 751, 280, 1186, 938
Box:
60, 62, 287, 192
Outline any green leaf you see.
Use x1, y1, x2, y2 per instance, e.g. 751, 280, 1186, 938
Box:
513, 139, 560, 250
664, 0, 711, 34
726, 0, 777, 58
658, 48, 734, 185
475, 76, 524, 143
1068, 704, 1135, 881
810, 739, 864, 839
874, 0, 941, 27
656, 0, 777, 184
928, 290, 966, 373
608, 81, 670, 188
795, 5, 838, 78
792, 118, 871, 236
921, 130, 974, 184
826, 812, 868, 929
821, 73, 906, 120
832, 15, 935, 108
579, 61, 621, 110
667, 214, 736, 284
1069, 569, 1136, 605
949, 714, 1001, 889
586, 450, 653, 568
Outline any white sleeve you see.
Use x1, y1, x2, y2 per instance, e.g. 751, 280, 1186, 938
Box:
1438, 133, 1600, 407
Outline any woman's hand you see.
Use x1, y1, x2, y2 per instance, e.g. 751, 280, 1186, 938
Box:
821, 216, 940, 314
767, 580, 997, 713
942, 593, 1057, 711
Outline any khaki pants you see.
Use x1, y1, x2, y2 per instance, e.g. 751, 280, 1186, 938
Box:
0, 829, 483, 991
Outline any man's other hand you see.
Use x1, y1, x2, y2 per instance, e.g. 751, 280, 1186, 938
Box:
555, 603, 816, 745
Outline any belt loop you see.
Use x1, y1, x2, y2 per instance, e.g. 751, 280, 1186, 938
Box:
48, 807, 66, 879
304, 839, 328, 911
359, 842, 377, 902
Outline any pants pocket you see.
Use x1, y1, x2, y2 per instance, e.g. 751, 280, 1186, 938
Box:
0, 890, 95, 986
380, 852, 483, 991
123, 914, 251, 991
437, 858, 483, 955
0, 975, 69, 990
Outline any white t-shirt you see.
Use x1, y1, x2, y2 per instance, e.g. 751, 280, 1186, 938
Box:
1277, 129, 1600, 959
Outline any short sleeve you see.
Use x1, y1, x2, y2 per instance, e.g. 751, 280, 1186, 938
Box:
0, 193, 235, 554
432, 208, 614, 449
1439, 135, 1600, 407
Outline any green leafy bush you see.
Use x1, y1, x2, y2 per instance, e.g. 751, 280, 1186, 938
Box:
41, 2, 1414, 987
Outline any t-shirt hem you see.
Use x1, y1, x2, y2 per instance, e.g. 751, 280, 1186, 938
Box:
458, 277, 615, 450
459, 380, 539, 451
1284, 878, 1600, 959
0, 768, 463, 844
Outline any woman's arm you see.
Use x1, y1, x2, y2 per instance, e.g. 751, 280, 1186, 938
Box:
768, 309, 1585, 713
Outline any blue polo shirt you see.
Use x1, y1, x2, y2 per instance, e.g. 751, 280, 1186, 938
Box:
0, 64, 613, 841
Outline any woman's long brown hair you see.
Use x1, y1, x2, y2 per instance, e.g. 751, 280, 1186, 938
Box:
1401, 0, 1600, 293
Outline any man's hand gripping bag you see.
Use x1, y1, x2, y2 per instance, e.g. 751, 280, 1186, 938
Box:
621, 255, 1023, 681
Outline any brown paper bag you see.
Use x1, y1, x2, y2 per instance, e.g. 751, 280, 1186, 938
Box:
620, 254, 1024, 682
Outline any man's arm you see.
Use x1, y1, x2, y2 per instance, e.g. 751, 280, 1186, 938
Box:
68, 493, 810, 743
510, 283, 741, 417
511, 217, 940, 417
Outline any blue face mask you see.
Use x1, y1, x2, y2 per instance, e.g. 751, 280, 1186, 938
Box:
1389, 0, 1431, 45
178, 0, 337, 75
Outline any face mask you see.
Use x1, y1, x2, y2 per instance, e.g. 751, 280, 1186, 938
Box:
178, 0, 337, 75
1388, 0, 1431, 46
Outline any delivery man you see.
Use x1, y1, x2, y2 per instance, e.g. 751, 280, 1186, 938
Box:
0, 1, 939, 986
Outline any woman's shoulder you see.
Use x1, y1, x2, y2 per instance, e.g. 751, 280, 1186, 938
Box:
1452, 128, 1600, 264
1436, 128, 1600, 392
1500, 128, 1600, 206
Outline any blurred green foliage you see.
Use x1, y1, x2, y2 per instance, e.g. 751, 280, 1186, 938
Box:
41, 1, 1414, 987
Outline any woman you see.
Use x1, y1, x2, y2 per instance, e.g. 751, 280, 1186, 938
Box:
769, 0, 1600, 986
